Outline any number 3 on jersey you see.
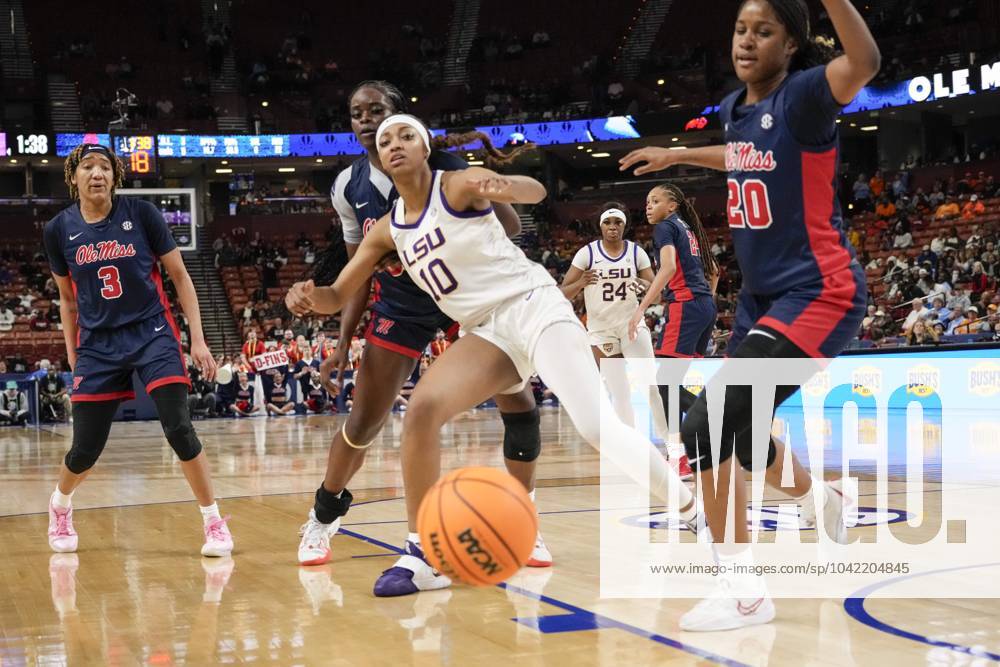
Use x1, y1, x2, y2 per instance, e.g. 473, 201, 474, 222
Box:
97, 265, 123, 299
727, 179, 773, 229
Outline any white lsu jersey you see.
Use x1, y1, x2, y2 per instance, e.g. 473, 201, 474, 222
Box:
571, 240, 651, 333
389, 170, 555, 328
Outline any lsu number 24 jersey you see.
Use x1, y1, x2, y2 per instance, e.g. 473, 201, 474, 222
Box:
389, 170, 554, 328
719, 65, 857, 295
331, 151, 468, 322
43, 197, 178, 330
570, 240, 651, 333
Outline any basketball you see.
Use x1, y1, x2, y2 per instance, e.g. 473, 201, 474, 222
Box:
418, 467, 537, 586
214, 365, 233, 385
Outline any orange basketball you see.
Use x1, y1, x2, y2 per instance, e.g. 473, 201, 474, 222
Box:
418, 467, 537, 586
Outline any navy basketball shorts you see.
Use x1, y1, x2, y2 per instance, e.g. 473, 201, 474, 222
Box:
728, 264, 867, 358
364, 309, 457, 359
656, 295, 717, 358
71, 312, 190, 403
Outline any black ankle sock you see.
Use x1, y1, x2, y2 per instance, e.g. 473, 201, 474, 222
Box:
314, 485, 353, 524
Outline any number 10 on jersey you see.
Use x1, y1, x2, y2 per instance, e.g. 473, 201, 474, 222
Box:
418, 259, 458, 301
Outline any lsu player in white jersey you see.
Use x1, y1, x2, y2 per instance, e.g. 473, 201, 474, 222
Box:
286, 114, 702, 596
560, 204, 674, 443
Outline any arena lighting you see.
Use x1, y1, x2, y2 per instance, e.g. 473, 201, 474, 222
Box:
668, 146, 688, 151
278, 167, 295, 172
315, 158, 323, 162
860, 125, 879, 131
410, 96, 418, 103
41, 159, 48, 164
591, 152, 611, 158
671, 137, 679, 142
221, 160, 228, 164
467, 160, 484, 165
261, 101, 269, 107
215, 168, 233, 173
657, 78, 665, 85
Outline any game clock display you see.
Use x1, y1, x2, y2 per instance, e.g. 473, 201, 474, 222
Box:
4, 133, 52, 156
112, 134, 158, 179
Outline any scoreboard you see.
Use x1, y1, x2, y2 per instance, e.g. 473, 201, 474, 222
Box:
111, 133, 158, 179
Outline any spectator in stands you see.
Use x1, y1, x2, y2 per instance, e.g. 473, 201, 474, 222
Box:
954, 306, 987, 334
970, 262, 990, 301
876, 195, 896, 221
943, 306, 968, 334
891, 172, 907, 198
853, 174, 872, 211
916, 268, 935, 295
901, 297, 929, 333
296, 232, 313, 249
0, 304, 13, 332
945, 226, 962, 250
906, 320, 939, 346
28, 309, 50, 332
869, 170, 885, 198
967, 225, 984, 251
892, 222, 913, 249
18, 288, 36, 314
230, 371, 258, 417
243, 330, 265, 359
0, 381, 29, 426
39, 367, 70, 423
935, 196, 961, 221
0, 360, 6, 373
963, 195, 986, 220
267, 318, 286, 342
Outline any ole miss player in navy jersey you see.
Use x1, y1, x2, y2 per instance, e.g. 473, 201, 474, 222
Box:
622, 0, 880, 632
42, 144, 233, 558
296, 80, 551, 573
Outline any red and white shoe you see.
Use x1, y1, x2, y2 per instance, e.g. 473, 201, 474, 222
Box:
680, 577, 775, 632
298, 509, 340, 566
674, 454, 694, 481
201, 516, 234, 557
525, 532, 553, 568
48, 498, 78, 553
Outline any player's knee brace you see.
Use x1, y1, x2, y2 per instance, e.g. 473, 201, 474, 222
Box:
64, 399, 120, 473
314, 485, 353, 524
501, 408, 541, 462
152, 384, 203, 461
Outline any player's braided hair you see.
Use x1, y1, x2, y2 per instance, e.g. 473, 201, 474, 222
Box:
63, 144, 125, 200
352, 80, 535, 166
740, 0, 837, 71
430, 131, 535, 167
654, 183, 719, 279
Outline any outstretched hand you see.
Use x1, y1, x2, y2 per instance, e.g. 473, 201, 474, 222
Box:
619, 146, 676, 176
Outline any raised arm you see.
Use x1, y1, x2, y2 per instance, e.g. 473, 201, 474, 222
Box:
822, 0, 881, 104
619, 145, 726, 176
442, 166, 546, 212
286, 216, 395, 317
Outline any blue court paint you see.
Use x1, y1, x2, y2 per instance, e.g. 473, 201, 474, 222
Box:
844, 562, 1000, 662
337, 527, 752, 667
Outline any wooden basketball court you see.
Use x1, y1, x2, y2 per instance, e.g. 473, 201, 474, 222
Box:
1, 408, 998, 666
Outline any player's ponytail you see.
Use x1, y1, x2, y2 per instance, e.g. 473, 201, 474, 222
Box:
430, 131, 535, 167
655, 183, 718, 279
742, 0, 838, 71
63, 144, 125, 200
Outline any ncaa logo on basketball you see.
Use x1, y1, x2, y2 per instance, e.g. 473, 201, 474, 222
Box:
906, 364, 940, 397
852, 365, 882, 397
457, 528, 502, 577
122, 220, 133, 231
802, 371, 831, 397
968, 361, 1000, 397
761, 113, 774, 130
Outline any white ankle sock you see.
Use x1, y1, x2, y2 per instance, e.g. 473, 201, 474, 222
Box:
407, 531, 421, 546
200, 502, 221, 523
796, 480, 824, 525
53, 487, 73, 509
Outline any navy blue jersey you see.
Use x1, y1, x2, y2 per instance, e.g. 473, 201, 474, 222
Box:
331, 150, 467, 321
719, 66, 856, 296
44, 197, 177, 330
652, 213, 712, 302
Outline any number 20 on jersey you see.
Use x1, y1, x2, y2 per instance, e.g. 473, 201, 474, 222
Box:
727, 179, 774, 229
